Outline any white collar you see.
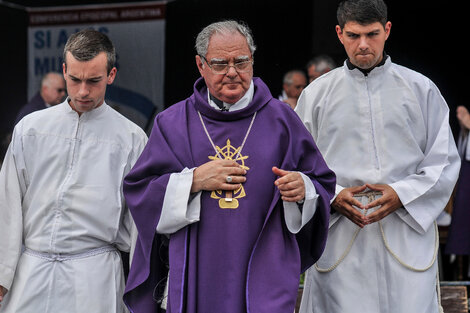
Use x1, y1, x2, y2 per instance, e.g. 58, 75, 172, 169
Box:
207, 80, 254, 112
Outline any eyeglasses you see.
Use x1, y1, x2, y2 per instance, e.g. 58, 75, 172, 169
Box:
200, 55, 253, 75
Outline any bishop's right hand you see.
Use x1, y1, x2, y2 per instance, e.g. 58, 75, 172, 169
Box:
191, 159, 247, 193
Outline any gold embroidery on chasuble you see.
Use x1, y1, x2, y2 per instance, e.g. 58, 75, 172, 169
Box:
209, 139, 249, 209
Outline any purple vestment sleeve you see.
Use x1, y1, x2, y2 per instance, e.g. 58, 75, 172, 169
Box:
292, 134, 335, 272
123, 102, 196, 312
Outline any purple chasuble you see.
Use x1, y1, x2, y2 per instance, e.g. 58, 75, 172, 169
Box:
123, 77, 335, 313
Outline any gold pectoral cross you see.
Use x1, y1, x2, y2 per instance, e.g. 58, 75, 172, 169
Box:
211, 185, 246, 209
208, 139, 249, 209
225, 190, 233, 203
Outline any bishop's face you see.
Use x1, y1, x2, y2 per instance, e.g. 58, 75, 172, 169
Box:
196, 32, 253, 104
336, 21, 391, 70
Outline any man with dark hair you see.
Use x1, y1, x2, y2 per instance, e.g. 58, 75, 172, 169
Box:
123, 20, 335, 313
0, 29, 147, 312
296, 0, 460, 312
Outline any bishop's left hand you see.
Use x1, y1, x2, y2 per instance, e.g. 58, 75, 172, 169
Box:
363, 183, 403, 224
272, 167, 305, 202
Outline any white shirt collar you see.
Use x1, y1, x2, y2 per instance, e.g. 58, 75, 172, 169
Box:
207, 80, 254, 112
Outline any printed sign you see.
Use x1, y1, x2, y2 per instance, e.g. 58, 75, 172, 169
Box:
27, 1, 166, 130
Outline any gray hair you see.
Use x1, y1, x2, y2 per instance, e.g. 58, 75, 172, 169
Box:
63, 29, 116, 74
306, 55, 336, 73
283, 70, 306, 85
40, 72, 64, 88
195, 20, 256, 58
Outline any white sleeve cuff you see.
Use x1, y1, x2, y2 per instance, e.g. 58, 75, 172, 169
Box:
156, 168, 201, 235
284, 172, 319, 234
